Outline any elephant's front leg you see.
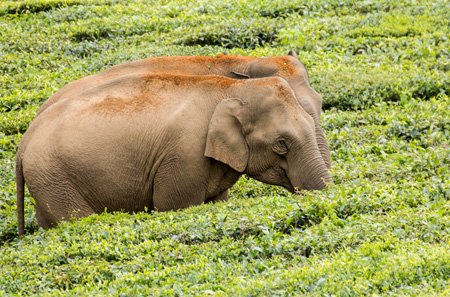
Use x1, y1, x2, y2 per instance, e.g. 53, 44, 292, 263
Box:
152, 156, 207, 211
205, 190, 229, 203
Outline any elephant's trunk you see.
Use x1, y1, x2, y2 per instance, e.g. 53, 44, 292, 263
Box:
289, 80, 332, 169
314, 118, 332, 169
288, 147, 332, 191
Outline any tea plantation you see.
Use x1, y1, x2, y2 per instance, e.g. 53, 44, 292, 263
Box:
0, 0, 449, 295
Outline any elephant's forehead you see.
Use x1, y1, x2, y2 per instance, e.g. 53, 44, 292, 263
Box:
273, 82, 302, 107
264, 57, 299, 76
213, 53, 255, 62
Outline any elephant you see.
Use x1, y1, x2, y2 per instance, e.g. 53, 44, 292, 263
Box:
37, 51, 331, 169
16, 74, 331, 235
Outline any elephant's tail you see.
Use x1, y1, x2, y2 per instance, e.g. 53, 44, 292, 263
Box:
16, 154, 25, 236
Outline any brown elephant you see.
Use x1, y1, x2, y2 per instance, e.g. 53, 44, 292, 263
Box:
37, 51, 331, 169
16, 74, 331, 235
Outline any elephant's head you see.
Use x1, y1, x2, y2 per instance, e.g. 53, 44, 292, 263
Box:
205, 77, 332, 192
229, 51, 331, 169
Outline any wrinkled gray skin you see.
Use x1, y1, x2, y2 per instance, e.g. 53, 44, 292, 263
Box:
16, 74, 331, 234
37, 51, 331, 169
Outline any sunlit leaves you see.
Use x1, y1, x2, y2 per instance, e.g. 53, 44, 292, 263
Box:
0, 0, 449, 295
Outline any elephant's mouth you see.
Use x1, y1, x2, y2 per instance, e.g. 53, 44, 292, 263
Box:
247, 166, 294, 192
279, 166, 295, 193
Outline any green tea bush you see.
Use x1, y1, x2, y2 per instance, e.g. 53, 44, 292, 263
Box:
181, 18, 280, 49
0, 0, 449, 295
0, 0, 83, 16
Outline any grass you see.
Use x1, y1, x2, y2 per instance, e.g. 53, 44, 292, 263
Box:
0, 0, 449, 295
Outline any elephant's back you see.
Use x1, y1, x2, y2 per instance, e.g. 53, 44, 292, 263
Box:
71, 73, 237, 118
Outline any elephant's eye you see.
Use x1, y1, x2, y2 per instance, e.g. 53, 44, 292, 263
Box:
273, 139, 289, 156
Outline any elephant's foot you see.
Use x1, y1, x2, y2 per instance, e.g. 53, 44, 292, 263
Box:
205, 190, 229, 203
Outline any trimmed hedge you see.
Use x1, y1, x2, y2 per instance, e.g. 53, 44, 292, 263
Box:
0, 0, 449, 295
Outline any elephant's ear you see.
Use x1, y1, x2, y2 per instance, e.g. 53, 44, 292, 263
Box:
288, 49, 298, 59
229, 71, 250, 79
205, 98, 249, 172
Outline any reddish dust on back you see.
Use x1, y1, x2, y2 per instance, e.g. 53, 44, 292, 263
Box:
91, 74, 239, 114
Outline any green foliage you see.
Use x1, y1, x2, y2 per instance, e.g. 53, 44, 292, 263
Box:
0, 0, 449, 295
0, 0, 83, 16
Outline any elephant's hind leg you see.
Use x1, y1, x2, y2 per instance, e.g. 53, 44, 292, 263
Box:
35, 203, 59, 229
31, 178, 97, 229
35, 195, 96, 229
